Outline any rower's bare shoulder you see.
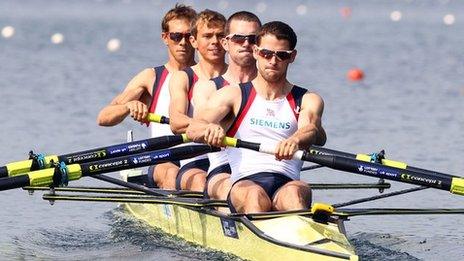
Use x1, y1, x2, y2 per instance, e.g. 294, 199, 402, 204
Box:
140, 67, 156, 77
169, 70, 189, 92
302, 91, 324, 113
206, 84, 239, 105
223, 84, 241, 94
217, 84, 241, 100
132, 68, 156, 85
216, 84, 242, 113
302, 90, 323, 101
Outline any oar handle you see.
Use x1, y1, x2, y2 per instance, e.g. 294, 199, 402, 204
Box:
147, 113, 169, 124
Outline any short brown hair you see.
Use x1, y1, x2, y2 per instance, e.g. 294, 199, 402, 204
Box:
161, 4, 197, 32
190, 9, 226, 38
257, 21, 297, 50
225, 11, 262, 35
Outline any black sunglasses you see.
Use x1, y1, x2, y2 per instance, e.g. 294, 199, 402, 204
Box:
226, 34, 257, 44
255, 46, 293, 61
169, 32, 191, 42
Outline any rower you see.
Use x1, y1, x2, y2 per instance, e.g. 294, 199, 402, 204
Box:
169, 9, 227, 192
96, 4, 197, 189
191, 11, 261, 205
187, 21, 327, 213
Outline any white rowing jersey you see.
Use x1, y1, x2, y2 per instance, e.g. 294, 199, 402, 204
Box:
148, 65, 174, 138
179, 67, 209, 166
226, 82, 308, 182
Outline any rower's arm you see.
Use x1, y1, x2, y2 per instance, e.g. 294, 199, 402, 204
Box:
291, 92, 326, 148
197, 85, 239, 124
97, 69, 154, 126
186, 85, 239, 144
168, 70, 191, 134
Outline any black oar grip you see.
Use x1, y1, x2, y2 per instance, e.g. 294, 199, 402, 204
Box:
0, 175, 30, 191
160, 116, 170, 124
0, 166, 8, 178
236, 140, 261, 151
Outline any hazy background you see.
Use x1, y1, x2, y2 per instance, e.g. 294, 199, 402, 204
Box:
1, 0, 463, 260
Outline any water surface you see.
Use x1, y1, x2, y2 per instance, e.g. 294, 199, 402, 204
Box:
1, 0, 463, 260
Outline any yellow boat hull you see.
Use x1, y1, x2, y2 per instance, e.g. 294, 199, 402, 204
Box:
124, 202, 358, 260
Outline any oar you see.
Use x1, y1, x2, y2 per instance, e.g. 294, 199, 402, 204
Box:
23, 186, 204, 197
229, 207, 464, 219
222, 137, 464, 196
41, 193, 228, 208
0, 145, 219, 191
336, 208, 464, 217
0, 134, 188, 178
147, 114, 436, 177
309, 146, 452, 179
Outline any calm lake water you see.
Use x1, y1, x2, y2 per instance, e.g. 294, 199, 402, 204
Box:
1, 0, 463, 260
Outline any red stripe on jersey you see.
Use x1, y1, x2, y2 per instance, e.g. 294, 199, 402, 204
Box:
227, 87, 257, 137
187, 74, 199, 101
149, 68, 169, 114
286, 92, 299, 121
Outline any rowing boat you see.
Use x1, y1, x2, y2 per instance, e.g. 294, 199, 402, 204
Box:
117, 129, 357, 261
2, 122, 463, 260
121, 169, 358, 261
114, 128, 462, 260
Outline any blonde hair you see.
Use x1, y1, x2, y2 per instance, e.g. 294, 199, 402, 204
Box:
190, 9, 226, 38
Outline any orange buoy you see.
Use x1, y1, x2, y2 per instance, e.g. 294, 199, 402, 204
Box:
347, 68, 364, 81
340, 7, 352, 18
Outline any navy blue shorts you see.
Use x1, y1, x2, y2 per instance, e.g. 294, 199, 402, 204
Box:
204, 163, 231, 198
227, 172, 292, 213
175, 158, 210, 190
146, 161, 180, 188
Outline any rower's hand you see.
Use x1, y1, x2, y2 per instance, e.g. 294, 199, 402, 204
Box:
186, 120, 208, 143
204, 123, 225, 147
275, 137, 300, 161
125, 101, 149, 123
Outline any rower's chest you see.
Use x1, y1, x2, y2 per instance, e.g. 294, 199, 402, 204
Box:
239, 96, 298, 138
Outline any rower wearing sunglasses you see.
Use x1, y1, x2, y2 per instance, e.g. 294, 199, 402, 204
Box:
97, 4, 196, 190
189, 11, 261, 210
169, 10, 228, 192
187, 21, 327, 213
